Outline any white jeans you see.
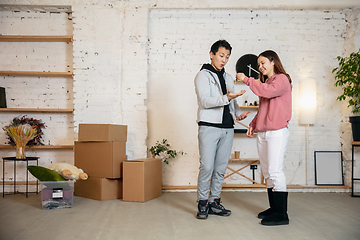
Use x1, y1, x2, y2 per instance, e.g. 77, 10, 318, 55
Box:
257, 128, 289, 192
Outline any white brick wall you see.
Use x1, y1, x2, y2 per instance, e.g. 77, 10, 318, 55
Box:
147, 9, 356, 187
72, 4, 123, 130
0, 1, 359, 189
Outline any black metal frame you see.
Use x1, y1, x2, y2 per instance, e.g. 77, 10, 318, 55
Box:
352, 143, 360, 197
2, 157, 39, 198
314, 151, 344, 186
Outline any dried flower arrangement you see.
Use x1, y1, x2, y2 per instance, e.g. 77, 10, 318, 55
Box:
4, 124, 37, 158
3, 115, 46, 147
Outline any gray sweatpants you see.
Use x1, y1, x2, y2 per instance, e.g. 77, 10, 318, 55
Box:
197, 126, 234, 202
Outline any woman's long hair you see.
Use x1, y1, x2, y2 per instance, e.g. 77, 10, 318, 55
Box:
258, 50, 292, 83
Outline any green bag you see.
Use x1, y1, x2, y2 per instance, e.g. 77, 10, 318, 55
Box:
27, 166, 66, 182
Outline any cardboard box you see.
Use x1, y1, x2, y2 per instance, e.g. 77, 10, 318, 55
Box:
78, 124, 127, 142
123, 158, 162, 202
74, 177, 122, 201
75, 141, 126, 178
40, 181, 74, 210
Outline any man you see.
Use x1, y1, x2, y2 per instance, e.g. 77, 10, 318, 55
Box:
194, 40, 250, 219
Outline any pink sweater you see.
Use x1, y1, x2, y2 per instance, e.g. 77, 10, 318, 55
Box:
242, 74, 292, 132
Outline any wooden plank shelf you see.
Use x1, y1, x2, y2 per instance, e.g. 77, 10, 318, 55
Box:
162, 184, 350, 190
0, 145, 73, 149
234, 79, 260, 83
0, 71, 73, 77
234, 129, 257, 135
229, 158, 259, 161
0, 108, 73, 113
239, 105, 259, 109
223, 184, 266, 188
0, 35, 73, 42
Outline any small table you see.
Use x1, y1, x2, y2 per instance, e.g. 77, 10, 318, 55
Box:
2, 157, 39, 198
352, 142, 360, 197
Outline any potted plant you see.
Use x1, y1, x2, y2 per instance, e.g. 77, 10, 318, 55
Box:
149, 139, 185, 164
332, 49, 360, 141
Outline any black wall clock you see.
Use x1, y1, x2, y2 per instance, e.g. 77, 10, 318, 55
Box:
235, 54, 259, 79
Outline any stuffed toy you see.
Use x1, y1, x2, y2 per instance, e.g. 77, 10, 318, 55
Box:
46, 163, 88, 180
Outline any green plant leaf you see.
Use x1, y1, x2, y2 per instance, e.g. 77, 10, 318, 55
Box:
333, 48, 360, 113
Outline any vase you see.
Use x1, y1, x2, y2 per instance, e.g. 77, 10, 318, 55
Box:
16, 145, 26, 159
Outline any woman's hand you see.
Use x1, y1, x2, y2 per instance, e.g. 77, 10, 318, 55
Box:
236, 111, 251, 121
246, 127, 254, 138
236, 73, 246, 81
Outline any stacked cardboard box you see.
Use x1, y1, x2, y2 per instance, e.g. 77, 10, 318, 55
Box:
74, 124, 127, 201
123, 158, 162, 202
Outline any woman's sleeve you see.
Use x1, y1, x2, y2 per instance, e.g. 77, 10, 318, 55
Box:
242, 75, 289, 99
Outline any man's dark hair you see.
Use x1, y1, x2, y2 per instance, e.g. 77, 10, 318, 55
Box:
210, 40, 232, 55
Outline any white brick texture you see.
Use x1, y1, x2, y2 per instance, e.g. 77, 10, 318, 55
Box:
0, 1, 359, 188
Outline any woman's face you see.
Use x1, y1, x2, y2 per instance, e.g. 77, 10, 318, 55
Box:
257, 56, 275, 78
210, 47, 230, 71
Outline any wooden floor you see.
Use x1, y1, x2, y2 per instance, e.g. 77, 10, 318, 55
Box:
0, 191, 359, 240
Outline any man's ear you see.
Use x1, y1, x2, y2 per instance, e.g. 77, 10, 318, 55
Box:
210, 51, 214, 60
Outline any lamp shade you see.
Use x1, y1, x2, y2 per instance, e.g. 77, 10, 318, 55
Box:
299, 79, 317, 124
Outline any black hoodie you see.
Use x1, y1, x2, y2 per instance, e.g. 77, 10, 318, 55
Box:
198, 64, 234, 128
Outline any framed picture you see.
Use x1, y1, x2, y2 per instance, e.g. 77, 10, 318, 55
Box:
314, 151, 344, 185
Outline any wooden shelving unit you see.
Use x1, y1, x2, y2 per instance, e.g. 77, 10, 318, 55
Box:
239, 105, 259, 109
0, 34, 74, 152
0, 108, 73, 113
0, 145, 73, 149
234, 79, 260, 83
0, 35, 73, 42
0, 35, 73, 78
226, 157, 264, 185
229, 158, 259, 162
0, 71, 73, 77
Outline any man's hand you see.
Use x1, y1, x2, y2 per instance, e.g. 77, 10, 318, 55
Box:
246, 127, 255, 138
236, 111, 251, 121
236, 73, 246, 81
227, 90, 246, 100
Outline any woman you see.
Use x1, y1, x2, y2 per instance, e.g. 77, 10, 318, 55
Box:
236, 50, 292, 226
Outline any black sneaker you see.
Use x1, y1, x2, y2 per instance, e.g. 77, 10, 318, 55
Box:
208, 198, 231, 216
196, 199, 209, 219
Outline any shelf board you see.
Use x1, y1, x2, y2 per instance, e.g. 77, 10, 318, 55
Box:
0, 145, 74, 149
229, 158, 259, 161
0, 71, 73, 77
234, 79, 261, 83
0, 108, 73, 113
0, 35, 73, 42
234, 129, 257, 135
223, 184, 266, 188
239, 105, 259, 109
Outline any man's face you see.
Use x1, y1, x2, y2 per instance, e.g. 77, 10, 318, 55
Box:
210, 47, 230, 71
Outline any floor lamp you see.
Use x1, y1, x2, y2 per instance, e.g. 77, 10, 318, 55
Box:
299, 79, 317, 185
